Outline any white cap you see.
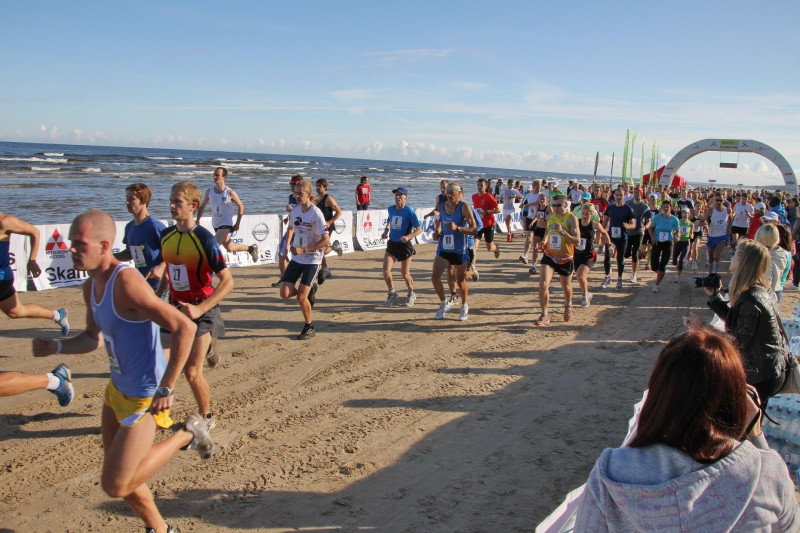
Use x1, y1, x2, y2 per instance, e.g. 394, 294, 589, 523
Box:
754, 202, 766, 211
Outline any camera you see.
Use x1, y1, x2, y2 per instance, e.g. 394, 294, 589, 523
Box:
694, 273, 722, 290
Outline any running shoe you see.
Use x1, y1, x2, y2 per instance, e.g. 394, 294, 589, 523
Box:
472, 270, 479, 282
50, 363, 73, 407
563, 306, 573, 322
56, 308, 69, 336
630, 273, 638, 283
786, 284, 800, 291
444, 298, 453, 314
248, 244, 259, 263
332, 241, 343, 256
317, 268, 326, 286
384, 290, 398, 307
675, 274, 680, 283
205, 338, 220, 368
297, 323, 316, 340
581, 293, 593, 308
184, 414, 216, 459
405, 292, 417, 307
600, 275, 611, 289
458, 304, 469, 321
146, 525, 179, 533
616, 279, 623, 291
529, 265, 538, 275
434, 300, 448, 319
448, 292, 459, 305
507, 233, 513, 242
325, 268, 332, 278
652, 284, 659, 293
518, 255, 528, 264
494, 249, 501, 259
308, 282, 318, 308
202, 414, 216, 431
533, 313, 550, 326
271, 279, 283, 288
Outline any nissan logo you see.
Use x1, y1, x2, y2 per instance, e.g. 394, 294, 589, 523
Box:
332, 218, 346, 234
251, 222, 270, 242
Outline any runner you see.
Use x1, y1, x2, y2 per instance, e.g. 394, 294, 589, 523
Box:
114, 183, 166, 290
0, 212, 69, 335
355, 175, 371, 211
314, 178, 344, 285
33, 209, 213, 533
527, 193, 552, 275
0, 363, 73, 406
498, 178, 523, 241
380, 187, 422, 307
624, 187, 650, 283
159, 181, 233, 417
444, 205, 484, 308
280, 179, 330, 340
748, 202, 766, 239
672, 207, 693, 282
731, 192, 754, 250
649, 202, 680, 292
704, 192, 732, 274
423, 180, 448, 220
472, 178, 501, 277
519, 179, 542, 264
431, 182, 477, 320
272, 175, 303, 288
195, 167, 258, 263
574, 203, 609, 308
533, 194, 580, 325
602, 190, 636, 290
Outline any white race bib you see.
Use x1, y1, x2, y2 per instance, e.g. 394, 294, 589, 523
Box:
168, 263, 190, 292
443, 234, 455, 250
104, 335, 121, 374
611, 227, 622, 238
129, 245, 146, 268
391, 215, 403, 230
659, 231, 671, 241
680, 226, 688, 235
575, 237, 587, 251
549, 233, 562, 250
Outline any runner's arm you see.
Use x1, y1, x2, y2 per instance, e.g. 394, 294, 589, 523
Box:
33, 280, 103, 356
229, 189, 244, 231
326, 195, 342, 226
1, 215, 43, 276
195, 190, 210, 223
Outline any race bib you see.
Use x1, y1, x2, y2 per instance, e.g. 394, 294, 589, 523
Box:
714, 218, 726, 226
391, 215, 403, 230
680, 226, 688, 235
575, 238, 587, 251
549, 233, 562, 250
129, 245, 146, 268
659, 231, 671, 241
611, 226, 622, 238
104, 334, 121, 374
443, 234, 455, 250
694, 224, 701, 232
168, 263, 190, 292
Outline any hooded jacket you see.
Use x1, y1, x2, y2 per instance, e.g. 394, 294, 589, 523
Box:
574, 438, 799, 532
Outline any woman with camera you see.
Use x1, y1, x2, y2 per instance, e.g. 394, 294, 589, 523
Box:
574, 326, 799, 531
704, 240, 790, 407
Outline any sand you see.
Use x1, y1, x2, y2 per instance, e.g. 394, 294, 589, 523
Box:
2, 241, 795, 532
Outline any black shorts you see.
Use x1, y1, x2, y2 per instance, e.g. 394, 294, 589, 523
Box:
541, 255, 574, 277
0, 278, 15, 302
624, 234, 643, 260
213, 225, 234, 232
438, 251, 464, 266
642, 231, 652, 246
161, 303, 225, 338
476, 225, 495, 244
533, 225, 546, 240
731, 226, 748, 237
282, 260, 321, 288
574, 251, 597, 270
386, 239, 415, 261
524, 218, 538, 232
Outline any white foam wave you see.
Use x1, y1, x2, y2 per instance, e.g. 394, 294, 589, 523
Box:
146, 156, 183, 160
43, 152, 64, 156
83, 167, 102, 172
285, 160, 310, 164
262, 166, 306, 171
30, 166, 59, 171
223, 163, 265, 169
1, 156, 67, 163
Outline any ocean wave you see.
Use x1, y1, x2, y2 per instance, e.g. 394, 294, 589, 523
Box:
146, 156, 183, 160
222, 163, 265, 169
261, 166, 307, 171
1, 156, 67, 163
82, 167, 102, 172
43, 152, 64, 156
285, 160, 310, 164
29, 166, 60, 171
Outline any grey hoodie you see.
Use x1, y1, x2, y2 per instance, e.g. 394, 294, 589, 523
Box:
574, 437, 800, 532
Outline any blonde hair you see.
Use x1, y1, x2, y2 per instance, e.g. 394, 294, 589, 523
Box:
754, 223, 779, 249
729, 240, 770, 305
582, 203, 596, 218
171, 181, 202, 206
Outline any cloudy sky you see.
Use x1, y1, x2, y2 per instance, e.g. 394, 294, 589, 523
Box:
2, 1, 798, 185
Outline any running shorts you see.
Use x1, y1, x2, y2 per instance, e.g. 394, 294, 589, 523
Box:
541, 254, 575, 277
386, 239, 415, 261
104, 380, 173, 429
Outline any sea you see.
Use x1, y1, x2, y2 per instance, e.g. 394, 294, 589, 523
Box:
0, 141, 601, 225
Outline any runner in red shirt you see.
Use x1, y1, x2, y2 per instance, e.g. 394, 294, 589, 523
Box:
355, 176, 371, 211
471, 179, 501, 280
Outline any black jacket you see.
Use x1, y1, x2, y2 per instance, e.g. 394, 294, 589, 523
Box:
708, 286, 789, 384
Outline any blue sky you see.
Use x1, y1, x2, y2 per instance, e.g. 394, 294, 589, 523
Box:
2, 1, 798, 185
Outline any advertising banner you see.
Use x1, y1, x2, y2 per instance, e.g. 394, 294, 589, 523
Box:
493, 205, 524, 233
355, 210, 389, 251
327, 210, 355, 255
198, 214, 281, 266
9, 234, 30, 292
415, 207, 439, 245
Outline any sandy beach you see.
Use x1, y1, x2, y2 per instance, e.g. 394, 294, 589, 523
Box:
2, 241, 795, 532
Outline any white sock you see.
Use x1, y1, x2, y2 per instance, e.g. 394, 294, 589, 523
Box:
46, 373, 60, 390
52, 310, 60, 322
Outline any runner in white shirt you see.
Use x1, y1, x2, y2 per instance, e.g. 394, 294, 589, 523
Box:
731, 193, 754, 250
498, 179, 523, 242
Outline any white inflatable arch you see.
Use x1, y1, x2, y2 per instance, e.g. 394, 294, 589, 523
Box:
660, 139, 797, 195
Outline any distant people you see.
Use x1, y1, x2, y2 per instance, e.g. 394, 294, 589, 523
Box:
0, 363, 73, 406
431, 182, 477, 320
114, 183, 166, 290
0, 211, 69, 335
196, 167, 259, 263
160, 181, 233, 418
527, 193, 552, 275
33, 209, 214, 533
423, 180, 449, 220
381, 187, 422, 307
624, 187, 650, 283
472, 178, 502, 272
731, 193, 754, 250
574, 326, 800, 531
747, 202, 766, 240
672, 207, 692, 282
355, 175, 371, 211
314, 178, 344, 284
520, 179, 542, 265
280, 179, 330, 340
498, 179, 523, 241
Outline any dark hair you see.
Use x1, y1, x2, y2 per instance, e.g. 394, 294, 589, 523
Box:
215, 166, 228, 177
777, 223, 792, 252
629, 327, 748, 463
768, 196, 781, 208
316, 178, 328, 188
125, 182, 152, 206
360, 176, 369, 183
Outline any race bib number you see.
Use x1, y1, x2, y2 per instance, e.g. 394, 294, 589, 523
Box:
714, 218, 726, 226
391, 215, 403, 230
129, 245, 146, 268
575, 238, 587, 251
104, 335, 121, 374
549, 233, 562, 250
443, 234, 455, 250
694, 224, 701, 232
611, 226, 622, 238
659, 231, 671, 241
680, 226, 689, 235
168, 263, 190, 292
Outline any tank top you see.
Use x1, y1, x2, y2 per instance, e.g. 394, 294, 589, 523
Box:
708, 207, 730, 238
437, 200, 467, 255
575, 219, 595, 255
209, 186, 237, 228
91, 264, 166, 397
0, 239, 11, 280
316, 194, 334, 224
544, 212, 575, 262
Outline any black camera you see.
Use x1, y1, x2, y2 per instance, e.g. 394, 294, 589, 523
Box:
694, 273, 722, 289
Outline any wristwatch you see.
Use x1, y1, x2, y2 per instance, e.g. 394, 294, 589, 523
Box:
156, 386, 173, 397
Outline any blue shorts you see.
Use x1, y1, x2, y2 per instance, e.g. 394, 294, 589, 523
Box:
707, 235, 729, 249
282, 260, 321, 287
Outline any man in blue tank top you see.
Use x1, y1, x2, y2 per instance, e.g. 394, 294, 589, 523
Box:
33, 209, 214, 533
381, 187, 422, 307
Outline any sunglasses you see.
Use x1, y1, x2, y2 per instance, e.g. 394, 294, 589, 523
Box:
551, 203, 565, 208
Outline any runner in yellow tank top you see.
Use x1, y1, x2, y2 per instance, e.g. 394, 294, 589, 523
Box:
543, 210, 576, 262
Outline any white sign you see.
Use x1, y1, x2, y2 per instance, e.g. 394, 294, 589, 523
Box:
355, 210, 389, 251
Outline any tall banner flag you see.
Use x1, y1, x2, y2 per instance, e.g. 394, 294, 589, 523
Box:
629, 133, 637, 185
621, 130, 630, 185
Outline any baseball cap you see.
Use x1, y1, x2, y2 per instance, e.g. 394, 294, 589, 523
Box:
552, 180, 559, 189
581, 192, 592, 200
290, 175, 302, 183
762, 211, 779, 221
754, 202, 766, 211
648, 192, 657, 198
392, 187, 409, 196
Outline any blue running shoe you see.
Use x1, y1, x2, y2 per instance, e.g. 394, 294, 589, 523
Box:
50, 363, 74, 407
56, 308, 69, 336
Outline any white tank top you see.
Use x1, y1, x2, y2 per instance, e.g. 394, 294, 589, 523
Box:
209, 187, 237, 228
708, 207, 730, 238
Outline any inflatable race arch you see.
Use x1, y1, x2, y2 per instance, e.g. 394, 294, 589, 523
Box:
659, 139, 797, 195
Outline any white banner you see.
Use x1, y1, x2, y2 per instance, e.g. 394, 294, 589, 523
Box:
493, 205, 524, 233
327, 210, 355, 255
9, 234, 30, 292
415, 208, 439, 244
198, 214, 281, 266
355, 209, 389, 251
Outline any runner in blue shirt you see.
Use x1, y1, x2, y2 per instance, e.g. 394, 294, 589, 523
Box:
602, 189, 636, 290
114, 183, 166, 290
381, 187, 422, 307
648, 202, 680, 292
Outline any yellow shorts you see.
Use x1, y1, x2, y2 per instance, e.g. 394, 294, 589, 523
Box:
104, 380, 173, 429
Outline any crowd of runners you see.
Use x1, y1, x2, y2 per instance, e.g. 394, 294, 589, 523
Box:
2, 167, 799, 532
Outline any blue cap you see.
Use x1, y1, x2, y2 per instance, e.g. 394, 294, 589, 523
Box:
392, 187, 409, 196
581, 192, 592, 200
